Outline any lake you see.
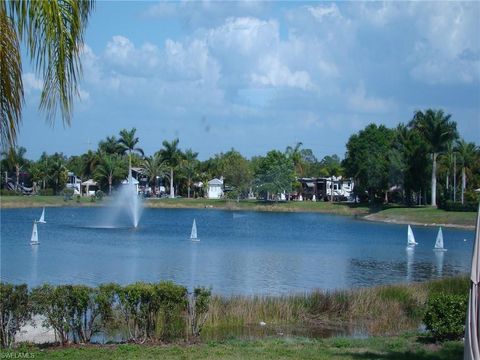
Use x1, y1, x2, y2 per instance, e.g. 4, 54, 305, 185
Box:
0, 207, 474, 295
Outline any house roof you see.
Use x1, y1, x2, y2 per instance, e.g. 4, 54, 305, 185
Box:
208, 178, 223, 185
81, 179, 97, 186
122, 177, 139, 185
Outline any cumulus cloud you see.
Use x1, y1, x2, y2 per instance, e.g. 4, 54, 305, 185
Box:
347, 84, 396, 114
251, 56, 313, 90
22, 73, 43, 94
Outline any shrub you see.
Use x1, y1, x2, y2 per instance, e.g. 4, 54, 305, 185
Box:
423, 293, 468, 341
95, 190, 104, 201
62, 188, 74, 200
0, 283, 31, 348
0, 189, 17, 196
443, 200, 477, 212
38, 188, 54, 196
188, 287, 212, 338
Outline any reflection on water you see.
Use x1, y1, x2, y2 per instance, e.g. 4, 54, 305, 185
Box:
434, 251, 444, 278
406, 248, 414, 282
1, 207, 474, 295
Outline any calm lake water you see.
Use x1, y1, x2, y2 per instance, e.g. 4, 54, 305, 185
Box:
0, 207, 475, 295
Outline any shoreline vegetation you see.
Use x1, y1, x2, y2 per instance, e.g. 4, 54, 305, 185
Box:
0, 195, 476, 229
2, 277, 469, 359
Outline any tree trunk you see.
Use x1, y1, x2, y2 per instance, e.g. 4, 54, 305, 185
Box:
108, 177, 112, 195
188, 177, 191, 198
446, 171, 449, 198
169, 168, 174, 198
384, 190, 388, 204
15, 165, 20, 191
431, 153, 438, 207
453, 154, 457, 202
461, 167, 466, 205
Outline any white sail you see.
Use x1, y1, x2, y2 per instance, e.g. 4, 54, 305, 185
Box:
190, 219, 199, 241
38, 207, 46, 223
407, 225, 418, 246
434, 227, 447, 251
30, 221, 39, 245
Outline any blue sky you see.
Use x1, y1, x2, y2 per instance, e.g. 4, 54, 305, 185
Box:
19, 1, 480, 160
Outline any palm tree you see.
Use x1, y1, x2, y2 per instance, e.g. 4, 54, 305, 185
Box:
49, 159, 67, 195
118, 128, 144, 169
141, 154, 168, 196
410, 109, 458, 207
1, 1, 95, 150
285, 142, 305, 177
181, 149, 199, 198
157, 139, 183, 198
2, 146, 27, 191
81, 150, 99, 179
94, 154, 123, 195
98, 136, 122, 155
455, 139, 479, 204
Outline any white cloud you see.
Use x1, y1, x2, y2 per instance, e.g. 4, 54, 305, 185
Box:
347, 84, 395, 114
307, 4, 342, 21
22, 73, 43, 94
251, 57, 313, 90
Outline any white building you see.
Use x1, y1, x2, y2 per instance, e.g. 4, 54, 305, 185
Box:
207, 178, 224, 199
326, 176, 354, 201
67, 172, 81, 194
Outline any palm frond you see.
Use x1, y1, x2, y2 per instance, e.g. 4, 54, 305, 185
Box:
0, 4, 23, 150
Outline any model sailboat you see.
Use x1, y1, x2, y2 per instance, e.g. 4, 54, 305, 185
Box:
190, 219, 199, 242
30, 221, 39, 245
407, 225, 418, 247
433, 227, 447, 251
38, 207, 46, 223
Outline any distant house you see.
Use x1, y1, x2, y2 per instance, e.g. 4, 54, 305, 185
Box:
81, 179, 98, 196
67, 172, 81, 195
121, 176, 139, 194
207, 178, 224, 199
297, 176, 354, 201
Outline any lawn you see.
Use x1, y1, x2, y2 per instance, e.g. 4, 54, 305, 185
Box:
0, 195, 476, 228
7, 335, 463, 360
365, 206, 477, 228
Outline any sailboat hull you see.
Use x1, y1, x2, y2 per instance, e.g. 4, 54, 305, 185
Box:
433, 248, 447, 252
30, 242, 40, 245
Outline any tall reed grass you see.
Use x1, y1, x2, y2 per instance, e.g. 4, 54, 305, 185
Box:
203, 276, 468, 337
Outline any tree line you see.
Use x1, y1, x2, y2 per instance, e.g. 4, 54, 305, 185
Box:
0, 128, 344, 200
343, 109, 479, 207
1, 108, 479, 207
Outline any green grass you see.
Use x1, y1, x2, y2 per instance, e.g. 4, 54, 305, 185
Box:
366, 206, 476, 228
0, 195, 98, 208
7, 334, 463, 359
203, 277, 470, 338
1, 196, 475, 227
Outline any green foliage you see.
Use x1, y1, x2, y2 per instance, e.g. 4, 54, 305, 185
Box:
188, 287, 212, 337
423, 293, 468, 341
62, 187, 74, 200
38, 188, 54, 196
443, 200, 477, 212
0, 189, 17, 196
253, 150, 295, 199
343, 124, 395, 202
0, 283, 31, 348
95, 190, 104, 201
117, 281, 188, 343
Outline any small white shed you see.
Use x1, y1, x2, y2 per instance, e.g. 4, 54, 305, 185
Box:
207, 178, 224, 199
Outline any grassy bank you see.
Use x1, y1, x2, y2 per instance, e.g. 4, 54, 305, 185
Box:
365, 206, 477, 229
0, 195, 476, 228
8, 334, 463, 359
204, 277, 470, 339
